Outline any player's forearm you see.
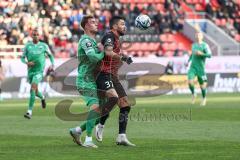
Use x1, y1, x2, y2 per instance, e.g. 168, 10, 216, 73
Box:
188, 54, 193, 62
48, 54, 55, 66
87, 51, 104, 62
200, 52, 211, 58
105, 50, 121, 60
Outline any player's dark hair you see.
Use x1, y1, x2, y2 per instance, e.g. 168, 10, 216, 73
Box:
81, 15, 94, 29
110, 16, 125, 29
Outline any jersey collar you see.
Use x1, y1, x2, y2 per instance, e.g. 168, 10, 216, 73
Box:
110, 30, 120, 39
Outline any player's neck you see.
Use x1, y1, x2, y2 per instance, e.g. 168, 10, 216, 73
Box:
85, 31, 96, 39
197, 40, 203, 44
33, 40, 39, 44
111, 30, 120, 38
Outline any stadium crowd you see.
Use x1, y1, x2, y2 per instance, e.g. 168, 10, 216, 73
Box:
0, 0, 239, 58
0, 0, 185, 57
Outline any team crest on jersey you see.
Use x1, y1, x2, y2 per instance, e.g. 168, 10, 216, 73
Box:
86, 42, 92, 48
107, 38, 112, 43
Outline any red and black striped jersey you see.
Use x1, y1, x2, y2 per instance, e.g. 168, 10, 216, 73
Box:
99, 31, 123, 76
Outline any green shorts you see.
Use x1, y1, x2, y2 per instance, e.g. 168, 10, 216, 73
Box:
187, 67, 207, 85
28, 72, 43, 85
77, 79, 99, 107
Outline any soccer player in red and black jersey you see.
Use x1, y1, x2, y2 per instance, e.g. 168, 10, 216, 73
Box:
95, 16, 135, 146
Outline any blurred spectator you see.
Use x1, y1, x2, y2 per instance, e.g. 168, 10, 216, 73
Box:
165, 61, 174, 75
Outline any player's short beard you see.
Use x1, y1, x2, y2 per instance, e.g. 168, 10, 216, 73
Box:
33, 37, 39, 43
118, 30, 125, 36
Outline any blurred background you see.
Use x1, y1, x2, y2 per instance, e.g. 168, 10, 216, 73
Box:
0, 0, 240, 99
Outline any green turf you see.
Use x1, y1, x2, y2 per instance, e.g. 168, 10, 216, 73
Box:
0, 93, 240, 160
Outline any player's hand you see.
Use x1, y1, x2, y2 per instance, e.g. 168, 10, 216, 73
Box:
97, 43, 104, 52
196, 51, 203, 56
27, 62, 35, 67
121, 55, 133, 64
49, 65, 55, 71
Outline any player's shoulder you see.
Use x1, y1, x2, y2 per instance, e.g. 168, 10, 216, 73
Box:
192, 42, 197, 47
79, 35, 92, 43
202, 41, 209, 46
39, 41, 48, 47
79, 35, 94, 48
102, 31, 115, 44
102, 31, 115, 39
24, 41, 33, 47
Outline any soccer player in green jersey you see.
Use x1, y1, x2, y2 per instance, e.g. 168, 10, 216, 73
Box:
21, 28, 54, 119
188, 31, 211, 106
69, 15, 104, 148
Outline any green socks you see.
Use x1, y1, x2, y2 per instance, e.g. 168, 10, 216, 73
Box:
189, 84, 195, 95
86, 110, 100, 137
201, 88, 206, 98
28, 90, 36, 111
80, 119, 99, 132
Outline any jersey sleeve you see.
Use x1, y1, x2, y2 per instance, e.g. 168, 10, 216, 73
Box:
45, 44, 55, 65
201, 43, 212, 58
81, 38, 104, 62
21, 45, 28, 64
101, 33, 115, 47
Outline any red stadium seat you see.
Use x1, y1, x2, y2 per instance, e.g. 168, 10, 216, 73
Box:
177, 43, 185, 50
160, 34, 167, 42
147, 0, 154, 3
156, 4, 164, 11
186, 0, 193, 4
137, 4, 143, 9
215, 19, 221, 26
195, 4, 204, 11
220, 19, 227, 26
167, 34, 174, 42
169, 43, 177, 51
162, 43, 170, 51
235, 34, 240, 42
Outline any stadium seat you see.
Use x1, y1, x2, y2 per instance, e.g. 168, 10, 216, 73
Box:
162, 43, 170, 51
195, 4, 204, 11
169, 43, 177, 51
160, 34, 167, 42
177, 43, 185, 50
147, 0, 154, 3
220, 19, 227, 26
167, 34, 174, 42
156, 4, 164, 11
235, 34, 240, 42
215, 19, 221, 26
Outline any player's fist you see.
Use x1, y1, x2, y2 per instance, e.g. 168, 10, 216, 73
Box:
97, 43, 104, 52
27, 62, 35, 67
196, 51, 203, 56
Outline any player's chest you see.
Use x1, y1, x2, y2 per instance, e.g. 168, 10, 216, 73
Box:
113, 39, 121, 53
27, 45, 46, 55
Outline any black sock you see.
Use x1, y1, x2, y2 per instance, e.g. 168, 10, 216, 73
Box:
99, 96, 118, 125
100, 113, 109, 125
0, 88, 1, 94
119, 106, 131, 134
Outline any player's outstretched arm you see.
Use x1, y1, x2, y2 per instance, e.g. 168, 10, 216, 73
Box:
45, 45, 55, 68
81, 39, 104, 62
21, 46, 27, 64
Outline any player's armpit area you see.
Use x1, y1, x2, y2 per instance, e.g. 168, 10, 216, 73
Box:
104, 46, 121, 60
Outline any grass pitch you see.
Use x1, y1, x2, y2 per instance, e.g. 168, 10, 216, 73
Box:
0, 93, 240, 160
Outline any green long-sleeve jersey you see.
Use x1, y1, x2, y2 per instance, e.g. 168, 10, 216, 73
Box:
189, 41, 211, 72
21, 41, 54, 74
76, 34, 104, 86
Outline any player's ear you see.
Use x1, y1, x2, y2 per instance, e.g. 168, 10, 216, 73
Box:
112, 23, 118, 30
